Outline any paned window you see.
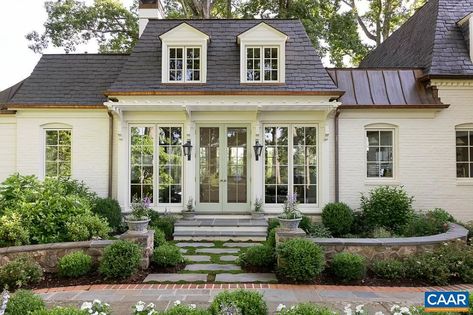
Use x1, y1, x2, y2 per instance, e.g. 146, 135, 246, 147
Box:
45, 129, 72, 177
456, 130, 473, 178
264, 125, 317, 204
246, 46, 279, 82
130, 126, 183, 204
366, 130, 394, 178
169, 47, 201, 82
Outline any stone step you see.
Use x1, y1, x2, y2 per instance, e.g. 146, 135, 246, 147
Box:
184, 263, 241, 271
223, 242, 261, 248
143, 273, 208, 283
173, 231, 267, 242
220, 255, 239, 262
215, 273, 277, 283
176, 242, 215, 248
175, 218, 268, 227
184, 255, 211, 262
195, 248, 240, 254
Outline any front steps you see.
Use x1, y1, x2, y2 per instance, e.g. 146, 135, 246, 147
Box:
173, 215, 268, 241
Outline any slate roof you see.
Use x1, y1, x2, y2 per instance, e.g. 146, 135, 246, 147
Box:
360, 0, 473, 76
0, 80, 25, 109
108, 19, 340, 94
8, 54, 129, 107
327, 69, 446, 108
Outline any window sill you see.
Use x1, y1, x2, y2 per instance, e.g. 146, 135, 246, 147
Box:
161, 82, 206, 85
364, 179, 400, 186
456, 180, 473, 186
240, 82, 285, 86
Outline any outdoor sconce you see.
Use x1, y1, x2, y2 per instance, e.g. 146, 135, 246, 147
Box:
182, 140, 193, 161
253, 140, 263, 161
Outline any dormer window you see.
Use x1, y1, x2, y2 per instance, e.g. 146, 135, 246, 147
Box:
238, 22, 288, 84
169, 47, 201, 82
246, 46, 279, 82
160, 23, 209, 84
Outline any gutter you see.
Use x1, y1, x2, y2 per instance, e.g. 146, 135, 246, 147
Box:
107, 111, 114, 198
334, 107, 341, 202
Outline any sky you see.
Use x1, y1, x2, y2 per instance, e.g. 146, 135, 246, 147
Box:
0, 0, 371, 91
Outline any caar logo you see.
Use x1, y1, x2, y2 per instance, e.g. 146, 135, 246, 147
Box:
424, 291, 469, 312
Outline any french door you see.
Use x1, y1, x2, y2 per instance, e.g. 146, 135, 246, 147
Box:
196, 125, 250, 212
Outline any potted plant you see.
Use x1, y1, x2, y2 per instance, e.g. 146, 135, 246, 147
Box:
182, 197, 195, 220
125, 197, 151, 233
251, 197, 264, 219
278, 193, 302, 229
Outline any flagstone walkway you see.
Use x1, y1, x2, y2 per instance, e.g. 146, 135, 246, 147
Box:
35, 283, 473, 315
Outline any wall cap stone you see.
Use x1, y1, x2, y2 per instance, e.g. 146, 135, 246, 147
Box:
309, 223, 468, 246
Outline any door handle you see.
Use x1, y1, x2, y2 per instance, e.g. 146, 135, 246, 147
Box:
220, 179, 227, 182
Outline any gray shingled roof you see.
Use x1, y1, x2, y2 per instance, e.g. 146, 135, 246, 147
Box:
0, 80, 25, 109
109, 19, 339, 93
360, 0, 473, 76
8, 54, 129, 106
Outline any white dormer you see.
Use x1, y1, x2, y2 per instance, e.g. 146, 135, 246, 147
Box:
458, 12, 473, 63
237, 22, 288, 84
159, 23, 210, 83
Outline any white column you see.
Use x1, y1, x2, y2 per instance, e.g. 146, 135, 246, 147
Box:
115, 110, 129, 213
183, 114, 196, 207
252, 113, 264, 210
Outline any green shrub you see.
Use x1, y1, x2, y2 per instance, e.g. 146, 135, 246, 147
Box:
153, 227, 167, 248
267, 218, 280, 232
276, 238, 325, 283
65, 214, 111, 241
361, 186, 414, 233
371, 227, 393, 238
152, 244, 186, 268
0, 212, 30, 247
266, 228, 276, 248
435, 241, 473, 283
162, 304, 211, 315
99, 240, 141, 279
402, 209, 453, 237
31, 307, 87, 315
371, 259, 407, 280
278, 303, 335, 315
350, 211, 371, 237
0, 174, 100, 244
299, 216, 313, 233
5, 290, 45, 315
149, 213, 176, 240
299, 216, 332, 238
209, 289, 268, 315
238, 245, 275, 270
331, 252, 366, 283
404, 252, 450, 285
92, 197, 123, 233
58, 251, 92, 278
321, 203, 354, 236
0, 255, 43, 289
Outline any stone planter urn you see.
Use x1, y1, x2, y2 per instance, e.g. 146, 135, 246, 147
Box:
125, 218, 151, 233
278, 217, 302, 230
182, 211, 195, 220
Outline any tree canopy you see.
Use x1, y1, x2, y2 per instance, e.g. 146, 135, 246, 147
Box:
27, 0, 426, 65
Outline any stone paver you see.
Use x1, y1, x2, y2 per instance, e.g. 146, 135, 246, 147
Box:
220, 255, 239, 262
143, 274, 208, 283
184, 263, 241, 271
223, 242, 260, 248
196, 248, 239, 254
215, 273, 277, 283
176, 242, 215, 248
184, 255, 211, 262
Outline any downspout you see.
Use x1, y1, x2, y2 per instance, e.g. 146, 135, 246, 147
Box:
107, 111, 114, 198
334, 107, 341, 202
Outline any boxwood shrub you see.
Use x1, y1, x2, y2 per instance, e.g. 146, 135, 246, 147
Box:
162, 305, 211, 315
31, 307, 87, 315
149, 213, 176, 240
238, 245, 275, 270
276, 238, 325, 283
0, 255, 43, 290
209, 289, 267, 315
371, 259, 407, 280
5, 290, 45, 315
321, 203, 353, 236
331, 252, 366, 283
99, 240, 141, 279
152, 244, 186, 268
153, 227, 167, 248
91, 197, 123, 233
58, 251, 92, 278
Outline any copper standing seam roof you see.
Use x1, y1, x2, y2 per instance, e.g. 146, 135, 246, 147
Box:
326, 68, 449, 109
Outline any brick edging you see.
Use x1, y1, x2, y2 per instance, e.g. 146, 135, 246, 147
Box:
33, 283, 473, 294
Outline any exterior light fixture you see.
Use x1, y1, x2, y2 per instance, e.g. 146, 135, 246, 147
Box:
253, 140, 263, 161
182, 140, 193, 161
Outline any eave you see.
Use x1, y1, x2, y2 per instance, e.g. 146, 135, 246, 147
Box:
105, 90, 345, 97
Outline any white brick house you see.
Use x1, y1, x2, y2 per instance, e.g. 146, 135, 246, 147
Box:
0, 0, 472, 222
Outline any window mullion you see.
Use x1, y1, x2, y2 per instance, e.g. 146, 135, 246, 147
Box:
288, 124, 294, 197
260, 46, 264, 83
154, 125, 158, 206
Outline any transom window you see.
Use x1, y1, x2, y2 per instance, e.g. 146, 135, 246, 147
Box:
456, 129, 473, 178
264, 125, 317, 204
246, 47, 279, 82
45, 129, 72, 178
366, 130, 394, 178
130, 126, 183, 204
169, 47, 201, 82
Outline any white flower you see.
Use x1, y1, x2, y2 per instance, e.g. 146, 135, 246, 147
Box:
276, 304, 287, 312
147, 303, 155, 309
400, 307, 410, 314
391, 305, 400, 312
190, 304, 196, 309
356, 305, 364, 312
173, 300, 181, 306
375, 312, 385, 315
81, 302, 93, 310
135, 303, 145, 312
344, 305, 353, 315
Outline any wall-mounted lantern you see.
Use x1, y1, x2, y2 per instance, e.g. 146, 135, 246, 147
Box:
253, 140, 263, 161
182, 140, 193, 161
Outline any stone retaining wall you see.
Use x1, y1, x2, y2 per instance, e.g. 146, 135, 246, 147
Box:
309, 223, 468, 262
0, 231, 154, 273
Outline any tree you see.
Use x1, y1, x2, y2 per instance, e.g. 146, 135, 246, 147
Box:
26, 0, 138, 54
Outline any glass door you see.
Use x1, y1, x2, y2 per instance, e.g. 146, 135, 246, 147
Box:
197, 125, 250, 212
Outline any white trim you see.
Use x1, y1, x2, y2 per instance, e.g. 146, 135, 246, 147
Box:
42, 128, 72, 179
364, 126, 398, 181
